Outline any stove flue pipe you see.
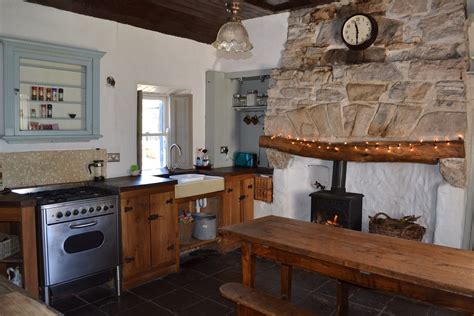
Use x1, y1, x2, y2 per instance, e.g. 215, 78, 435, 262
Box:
331, 160, 347, 193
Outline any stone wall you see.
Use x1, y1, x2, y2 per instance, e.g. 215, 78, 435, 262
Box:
265, 0, 467, 144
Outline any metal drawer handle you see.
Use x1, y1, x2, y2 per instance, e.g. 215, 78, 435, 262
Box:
69, 221, 98, 229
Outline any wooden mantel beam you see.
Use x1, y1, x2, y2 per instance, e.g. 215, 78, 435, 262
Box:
259, 136, 465, 164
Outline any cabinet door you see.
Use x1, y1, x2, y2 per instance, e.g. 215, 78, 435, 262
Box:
150, 191, 178, 268
121, 196, 151, 280
241, 177, 255, 222
223, 179, 242, 226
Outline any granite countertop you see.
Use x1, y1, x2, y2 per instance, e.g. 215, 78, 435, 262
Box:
100, 175, 177, 192
144, 166, 273, 178
0, 167, 273, 206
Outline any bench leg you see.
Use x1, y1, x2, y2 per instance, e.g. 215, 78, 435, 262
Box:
281, 264, 292, 301
336, 280, 349, 316
241, 241, 256, 287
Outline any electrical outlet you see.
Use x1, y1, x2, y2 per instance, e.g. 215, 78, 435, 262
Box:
220, 146, 229, 154
107, 153, 120, 162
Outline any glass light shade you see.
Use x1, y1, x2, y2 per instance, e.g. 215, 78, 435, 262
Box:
212, 20, 253, 52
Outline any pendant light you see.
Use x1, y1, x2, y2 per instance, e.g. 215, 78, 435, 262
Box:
212, 1, 253, 52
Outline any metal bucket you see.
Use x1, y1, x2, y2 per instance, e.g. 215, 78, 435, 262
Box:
192, 212, 217, 240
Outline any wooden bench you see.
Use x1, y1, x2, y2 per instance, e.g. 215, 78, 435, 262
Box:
220, 282, 318, 316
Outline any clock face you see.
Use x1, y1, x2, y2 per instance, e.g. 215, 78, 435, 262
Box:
341, 14, 378, 50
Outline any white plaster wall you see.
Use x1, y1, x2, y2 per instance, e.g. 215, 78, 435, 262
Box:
0, 0, 215, 177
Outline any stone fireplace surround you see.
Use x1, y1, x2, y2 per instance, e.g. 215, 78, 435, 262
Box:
258, 0, 469, 248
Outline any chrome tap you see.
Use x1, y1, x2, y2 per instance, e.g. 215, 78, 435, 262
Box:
168, 143, 183, 172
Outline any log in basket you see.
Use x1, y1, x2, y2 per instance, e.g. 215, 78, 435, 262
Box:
369, 212, 426, 241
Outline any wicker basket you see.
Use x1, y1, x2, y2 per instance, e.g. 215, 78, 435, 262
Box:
369, 212, 426, 241
179, 222, 195, 245
0, 233, 19, 260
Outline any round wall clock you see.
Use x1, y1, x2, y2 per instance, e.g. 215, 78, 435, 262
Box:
341, 13, 378, 50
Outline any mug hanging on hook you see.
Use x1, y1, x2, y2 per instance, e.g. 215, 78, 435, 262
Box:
251, 114, 259, 125
243, 114, 252, 125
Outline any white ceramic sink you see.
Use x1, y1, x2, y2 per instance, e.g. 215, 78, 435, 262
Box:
169, 174, 206, 184
168, 173, 224, 198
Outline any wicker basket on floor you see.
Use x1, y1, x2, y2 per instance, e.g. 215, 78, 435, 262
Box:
369, 212, 426, 241
0, 233, 19, 260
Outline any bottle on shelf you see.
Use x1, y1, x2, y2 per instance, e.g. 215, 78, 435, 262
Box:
46, 88, 52, 101
31, 86, 38, 101
58, 88, 64, 102
52, 88, 58, 102
47, 104, 52, 118
38, 87, 45, 101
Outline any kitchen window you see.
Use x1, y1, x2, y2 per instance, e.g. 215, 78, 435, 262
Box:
137, 92, 169, 170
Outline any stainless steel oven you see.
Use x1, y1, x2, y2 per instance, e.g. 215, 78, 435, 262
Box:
14, 184, 121, 305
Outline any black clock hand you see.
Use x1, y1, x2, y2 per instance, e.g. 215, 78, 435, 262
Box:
354, 21, 359, 45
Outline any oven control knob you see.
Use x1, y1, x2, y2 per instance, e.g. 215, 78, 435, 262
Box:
89, 207, 94, 213
81, 209, 87, 214
65, 211, 71, 217
73, 209, 79, 215
56, 212, 63, 219
103, 205, 109, 211
110, 205, 114, 209
96, 206, 102, 211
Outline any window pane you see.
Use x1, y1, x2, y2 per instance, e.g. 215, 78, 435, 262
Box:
142, 99, 164, 134
142, 135, 167, 170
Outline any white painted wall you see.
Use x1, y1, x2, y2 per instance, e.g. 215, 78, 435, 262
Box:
0, 0, 215, 177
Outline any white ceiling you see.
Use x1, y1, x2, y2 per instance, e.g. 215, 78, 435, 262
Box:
137, 84, 191, 96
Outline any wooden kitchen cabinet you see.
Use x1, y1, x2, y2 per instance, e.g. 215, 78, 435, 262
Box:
120, 187, 178, 289
220, 174, 254, 251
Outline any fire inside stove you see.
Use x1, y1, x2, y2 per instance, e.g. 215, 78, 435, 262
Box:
314, 212, 342, 227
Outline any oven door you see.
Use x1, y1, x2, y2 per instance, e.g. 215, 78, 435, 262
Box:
44, 213, 118, 286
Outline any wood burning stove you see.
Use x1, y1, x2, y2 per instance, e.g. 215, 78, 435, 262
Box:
310, 160, 363, 230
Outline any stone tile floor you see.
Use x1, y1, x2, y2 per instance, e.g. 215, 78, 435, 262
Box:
51, 249, 467, 316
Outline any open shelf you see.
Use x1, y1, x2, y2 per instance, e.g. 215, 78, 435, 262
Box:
180, 237, 219, 252
233, 106, 266, 112
0, 253, 23, 264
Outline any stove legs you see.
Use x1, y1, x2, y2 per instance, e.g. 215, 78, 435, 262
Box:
115, 265, 121, 297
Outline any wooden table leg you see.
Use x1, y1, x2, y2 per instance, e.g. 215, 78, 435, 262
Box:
281, 264, 292, 301
241, 241, 255, 287
336, 280, 349, 316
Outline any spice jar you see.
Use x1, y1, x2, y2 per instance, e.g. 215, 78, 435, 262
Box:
52, 88, 58, 102
31, 86, 38, 101
47, 104, 53, 118
31, 108, 36, 118
46, 88, 52, 101
246, 90, 258, 106
58, 88, 64, 102
38, 87, 45, 101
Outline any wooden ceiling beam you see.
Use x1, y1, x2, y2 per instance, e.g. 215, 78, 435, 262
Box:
243, 0, 277, 14
274, 0, 335, 12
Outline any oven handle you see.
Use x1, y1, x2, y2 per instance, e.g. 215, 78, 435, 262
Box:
69, 221, 98, 229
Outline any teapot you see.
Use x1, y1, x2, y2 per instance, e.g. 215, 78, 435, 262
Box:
7, 266, 22, 287
88, 160, 105, 181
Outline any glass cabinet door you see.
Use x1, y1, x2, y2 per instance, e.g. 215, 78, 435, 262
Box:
19, 58, 87, 132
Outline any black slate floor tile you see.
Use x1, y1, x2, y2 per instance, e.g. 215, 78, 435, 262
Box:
188, 257, 232, 275
296, 292, 336, 315
163, 268, 206, 286
77, 286, 116, 304
211, 267, 243, 283
130, 278, 176, 300
315, 279, 338, 297
427, 306, 469, 316
153, 288, 204, 312
183, 276, 224, 298
117, 302, 173, 316
384, 297, 431, 316
292, 269, 331, 291
94, 292, 145, 315
51, 295, 87, 313
65, 304, 106, 316
350, 287, 393, 311
348, 303, 381, 316
178, 298, 231, 316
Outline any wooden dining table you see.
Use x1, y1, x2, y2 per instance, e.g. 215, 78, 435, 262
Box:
219, 216, 474, 315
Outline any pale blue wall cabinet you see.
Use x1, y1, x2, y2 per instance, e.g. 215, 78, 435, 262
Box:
0, 37, 104, 143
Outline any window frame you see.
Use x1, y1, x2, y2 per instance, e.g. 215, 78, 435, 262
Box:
137, 92, 170, 170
